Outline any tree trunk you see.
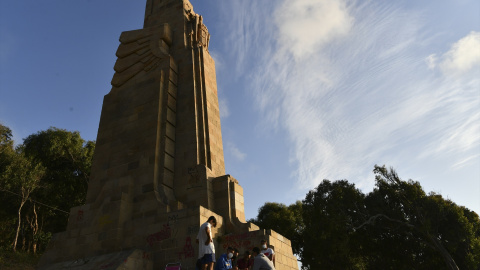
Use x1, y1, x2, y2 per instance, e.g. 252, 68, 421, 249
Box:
427, 234, 459, 270
32, 204, 38, 254
22, 227, 26, 251
13, 199, 26, 252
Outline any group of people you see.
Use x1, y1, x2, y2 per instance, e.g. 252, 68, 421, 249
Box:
196, 216, 276, 270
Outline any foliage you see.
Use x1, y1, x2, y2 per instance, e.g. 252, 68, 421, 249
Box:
251, 166, 480, 270
0, 125, 94, 254
0, 124, 15, 177
249, 201, 303, 254
301, 180, 366, 270
0, 247, 40, 270
358, 165, 480, 269
23, 127, 95, 234
0, 125, 17, 248
2, 146, 45, 252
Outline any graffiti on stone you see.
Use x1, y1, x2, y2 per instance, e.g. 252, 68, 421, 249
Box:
147, 224, 172, 247
187, 167, 202, 187
222, 232, 258, 252
178, 236, 195, 260
77, 210, 84, 222
168, 214, 178, 225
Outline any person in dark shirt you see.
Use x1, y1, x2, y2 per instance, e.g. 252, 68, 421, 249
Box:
231, 248, 240, 269
236, 250, 251, 270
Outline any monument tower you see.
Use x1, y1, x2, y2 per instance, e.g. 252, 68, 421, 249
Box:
38, 1, 298, 269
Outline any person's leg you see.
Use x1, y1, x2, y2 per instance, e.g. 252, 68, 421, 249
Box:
200, 255, 208, 270
204, 253, 214, 270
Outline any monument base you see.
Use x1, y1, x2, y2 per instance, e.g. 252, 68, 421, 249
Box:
37, 204, 297, 270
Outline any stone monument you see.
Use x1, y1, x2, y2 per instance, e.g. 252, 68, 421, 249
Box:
37, 1, 299, 269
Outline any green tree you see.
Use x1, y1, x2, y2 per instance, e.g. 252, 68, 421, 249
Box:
250, 166, 480, 270
301, 180, 366, 270
1, 126, 46, 253
0, 124, 17, 249
2, 148, 45, 251
22, 127, 95, 234
249, 201, 303, 255
0, 126, 95, 254
356, 165, 480, 270
0, 124, 14, 173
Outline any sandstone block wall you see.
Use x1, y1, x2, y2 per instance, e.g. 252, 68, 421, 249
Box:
37, 1, 298, 269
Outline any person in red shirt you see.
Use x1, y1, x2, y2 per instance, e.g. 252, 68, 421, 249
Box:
236, 251, 252, 270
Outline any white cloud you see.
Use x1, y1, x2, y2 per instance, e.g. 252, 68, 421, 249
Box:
452, 154, 480, 170
209, 50, 224, 72
216, 0, 480, 211
224, 0, 480, 193
426, 54, 437, 70
275, 0, 353, 59
248, 2, 427, 188
433, 31, 480, 75
218, 98, 230, 119
217, 1, 266, 77
227, 142, 246, 161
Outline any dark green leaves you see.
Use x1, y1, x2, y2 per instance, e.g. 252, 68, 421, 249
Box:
251, 166, 480, 270
0, 125, 95, 254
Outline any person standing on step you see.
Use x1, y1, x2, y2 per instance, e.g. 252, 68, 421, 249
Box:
259, 240, 275, 266
197, 216, 217, 270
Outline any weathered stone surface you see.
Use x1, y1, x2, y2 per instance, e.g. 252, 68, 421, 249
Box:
38, 1, 298, 269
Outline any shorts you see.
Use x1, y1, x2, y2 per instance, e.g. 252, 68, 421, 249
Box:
200, 253, 215, 264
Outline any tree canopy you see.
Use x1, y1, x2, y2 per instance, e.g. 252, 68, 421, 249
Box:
249, 201, 303, 255
251, 165, 480, 270
0, 125, 95, 254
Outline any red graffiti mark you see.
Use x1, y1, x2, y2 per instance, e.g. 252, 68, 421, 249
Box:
100, 262, 114, 269
178, 237, 195, 259
222, 232, 258, 251
146, 224, 172, 247
77, 210, 84, 222
142, 252, 150, 260
223, 240, 252, 251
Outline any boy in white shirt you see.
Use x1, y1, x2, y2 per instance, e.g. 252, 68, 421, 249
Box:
197, 216, 217, 270
259, 240, 275, 266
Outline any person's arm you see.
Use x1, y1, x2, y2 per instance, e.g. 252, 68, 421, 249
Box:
196, 227, 200, 244
205, 225, 212, 245
252, 260, 261, 270
268, 249, 275, 264
217, 255, 227, 269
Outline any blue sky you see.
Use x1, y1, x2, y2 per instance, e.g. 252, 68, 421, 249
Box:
1, 0, 479, 220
